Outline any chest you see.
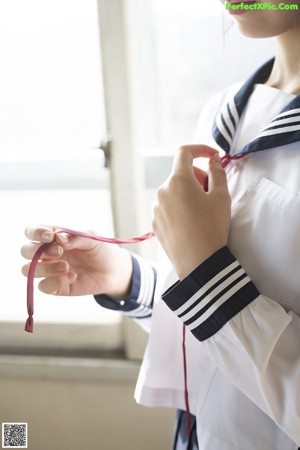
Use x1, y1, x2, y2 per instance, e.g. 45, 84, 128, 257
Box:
227, 145, 300, 314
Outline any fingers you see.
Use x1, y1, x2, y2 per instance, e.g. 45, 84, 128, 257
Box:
22, 259, 70, 278
38, 273, 77, 296
25, 225, 56, 243
55, 232, 100, 251
172, 144, 218, 174
21, 241, 63, 260
207, 153, 230, 195
192, 166, 209, 191
23, 226, 100, 261
22, 257, 77, 296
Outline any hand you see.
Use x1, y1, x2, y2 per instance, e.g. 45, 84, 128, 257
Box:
152, 145, 231, 279
21, 226, 133, 298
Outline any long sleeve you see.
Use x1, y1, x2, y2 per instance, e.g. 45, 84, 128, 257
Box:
94, 254, 157, 333
162, 246, 300, 446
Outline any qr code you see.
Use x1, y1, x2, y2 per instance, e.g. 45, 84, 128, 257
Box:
2, 423, 28, 448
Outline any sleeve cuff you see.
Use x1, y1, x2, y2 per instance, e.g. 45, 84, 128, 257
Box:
94, 254, 156, 319
162, 246, 260, 341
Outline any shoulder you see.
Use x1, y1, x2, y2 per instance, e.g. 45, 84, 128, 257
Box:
200, 81, 244, 123
194, 82, 243, 145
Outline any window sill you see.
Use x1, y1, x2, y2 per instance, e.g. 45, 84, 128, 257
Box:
0, 322, 123, 357
0, 353, 140, 382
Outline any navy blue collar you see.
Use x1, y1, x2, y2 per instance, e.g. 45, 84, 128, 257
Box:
212, 58, 300, 156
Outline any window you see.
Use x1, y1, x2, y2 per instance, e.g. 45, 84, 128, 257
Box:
128, 0, 275, 155
0, 0, 122, 353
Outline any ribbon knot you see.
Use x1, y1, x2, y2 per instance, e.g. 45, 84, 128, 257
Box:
221, 153, 247, 168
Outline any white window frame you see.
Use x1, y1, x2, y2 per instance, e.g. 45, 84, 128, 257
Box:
1, 0, 150, 360
97, 0, 154, 359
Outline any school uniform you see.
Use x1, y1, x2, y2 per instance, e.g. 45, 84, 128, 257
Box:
95, 59, 300, 449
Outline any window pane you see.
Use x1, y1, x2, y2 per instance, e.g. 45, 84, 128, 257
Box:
0, 0, 119, 326
0, 0, 105, 157
131, 0, 276, 154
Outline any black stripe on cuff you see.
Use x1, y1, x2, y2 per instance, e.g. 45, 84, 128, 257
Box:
162, 247, 237, 312
192, 280, 259, 341
162, 246, 259, 341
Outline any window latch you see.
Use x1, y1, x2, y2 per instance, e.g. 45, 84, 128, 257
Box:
99, 133, 112, 168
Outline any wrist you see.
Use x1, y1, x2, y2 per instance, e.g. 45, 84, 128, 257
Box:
174, 242, 227, 280
108, 249, 134, 298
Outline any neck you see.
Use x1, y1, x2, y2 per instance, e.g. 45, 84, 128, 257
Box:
266, 29, 300, 94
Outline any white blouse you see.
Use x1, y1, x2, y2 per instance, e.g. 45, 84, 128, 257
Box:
133, 83, 300, 450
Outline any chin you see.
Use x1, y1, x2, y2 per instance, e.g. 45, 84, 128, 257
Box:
233, 15, 300, 39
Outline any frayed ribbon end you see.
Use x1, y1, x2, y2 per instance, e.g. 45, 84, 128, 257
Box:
25, 316, 34, 333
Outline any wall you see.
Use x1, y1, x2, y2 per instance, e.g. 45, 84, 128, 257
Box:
0, 356, 174, 450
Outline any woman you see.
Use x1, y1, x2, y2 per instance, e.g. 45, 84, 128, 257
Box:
22, 1, 300, 448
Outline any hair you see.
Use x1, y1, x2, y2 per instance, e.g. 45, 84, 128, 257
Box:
221, 11, 234, 49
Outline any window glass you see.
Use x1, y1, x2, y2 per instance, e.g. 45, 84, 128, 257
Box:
132, 0, 276, 154
0, 0, 119, 325
0, 0, 105, 157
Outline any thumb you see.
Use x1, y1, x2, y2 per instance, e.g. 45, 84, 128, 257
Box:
207, 153, 229, 193
56, 230, 101, 251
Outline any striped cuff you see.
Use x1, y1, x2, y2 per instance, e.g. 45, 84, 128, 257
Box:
94, 254, 157, 320
162, 247, 259, 341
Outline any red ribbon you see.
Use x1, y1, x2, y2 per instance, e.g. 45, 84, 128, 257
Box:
182, 324, 191, 436
221, 152, 245, 168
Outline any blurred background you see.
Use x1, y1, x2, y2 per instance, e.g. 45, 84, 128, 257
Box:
0, 0, 274, 448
